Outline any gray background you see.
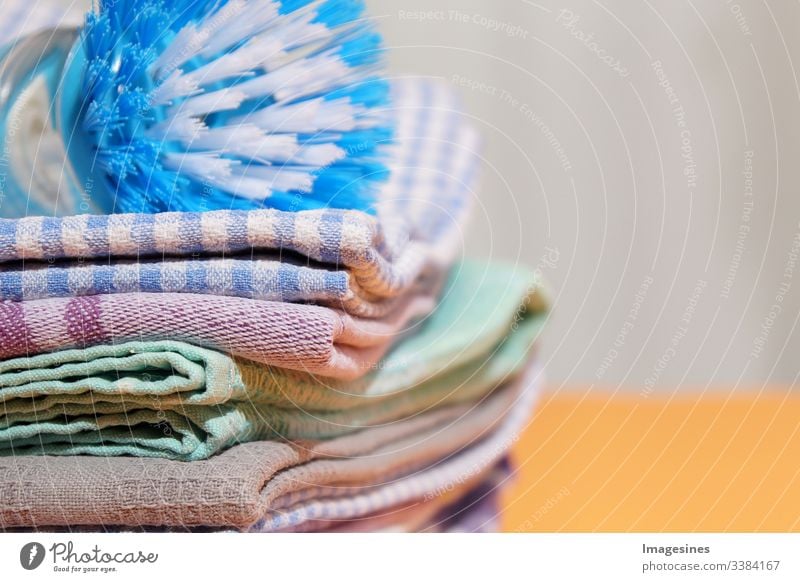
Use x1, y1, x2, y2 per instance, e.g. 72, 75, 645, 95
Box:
369, 0, 800, 390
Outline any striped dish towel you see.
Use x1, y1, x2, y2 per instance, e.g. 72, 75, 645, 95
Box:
309, 459, 511, 533
0, 263, 545, 459
0, 280, 439, 379
0, 260, 546, 379
0, 79, 480, 311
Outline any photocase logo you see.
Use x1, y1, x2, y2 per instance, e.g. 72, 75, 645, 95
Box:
20, 542, 46, 570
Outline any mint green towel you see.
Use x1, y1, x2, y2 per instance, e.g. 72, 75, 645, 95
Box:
0, 261, 546, 460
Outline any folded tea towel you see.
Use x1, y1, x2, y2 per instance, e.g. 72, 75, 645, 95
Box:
0, 259, 545, 376
2, 467, 509, 533
0, 316, 541, 458
0, 264, 543, 459
281, 470, 494, 533
0, 264, 545, 459
0, 363, 540, 529
252, 362, 538, 531
0, 79, 479, 310
0, 476, 506, 533
302, 496, 455, 533
0, 256, 427, 319
318, 459, 511, 533
0, 283, 436, 380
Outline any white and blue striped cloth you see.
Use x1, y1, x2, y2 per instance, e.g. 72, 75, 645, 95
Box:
0, 78, 481, 309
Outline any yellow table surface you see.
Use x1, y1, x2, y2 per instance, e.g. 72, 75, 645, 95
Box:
501, 387, 800, 531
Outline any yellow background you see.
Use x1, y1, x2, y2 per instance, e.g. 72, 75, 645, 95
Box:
502, 388, 800, 531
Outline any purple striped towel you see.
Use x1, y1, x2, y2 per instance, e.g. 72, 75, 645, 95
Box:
0, 285, 440, 380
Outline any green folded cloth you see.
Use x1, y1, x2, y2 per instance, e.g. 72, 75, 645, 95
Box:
0, 261, 546, 460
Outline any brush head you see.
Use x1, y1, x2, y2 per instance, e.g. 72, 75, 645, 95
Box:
69, 0, 392, 214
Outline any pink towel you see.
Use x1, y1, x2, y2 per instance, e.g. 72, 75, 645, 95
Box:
0, 286, 438, 380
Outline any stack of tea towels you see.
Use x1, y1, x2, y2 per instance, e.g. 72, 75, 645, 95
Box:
0, 0, 547, 533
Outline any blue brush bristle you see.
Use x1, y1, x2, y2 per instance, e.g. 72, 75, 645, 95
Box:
74, 0, 393, 214
313, 0, 366, 28
338, 29, 382, 67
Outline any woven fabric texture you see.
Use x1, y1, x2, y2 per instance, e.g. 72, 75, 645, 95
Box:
0, 364, 540, 530
0, 279, 438, 379
0, 262, 545, 459
251, 363, 539, 532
